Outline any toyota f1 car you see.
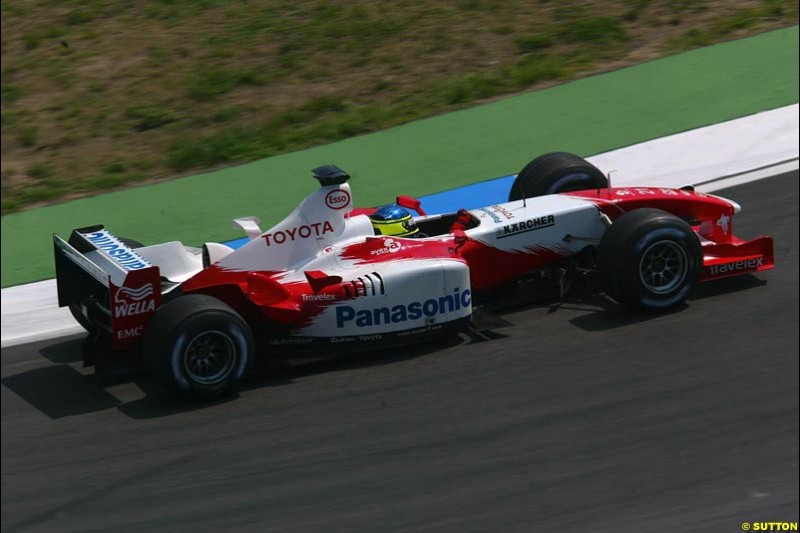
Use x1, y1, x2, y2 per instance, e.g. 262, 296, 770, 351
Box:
54, 152, 774, 397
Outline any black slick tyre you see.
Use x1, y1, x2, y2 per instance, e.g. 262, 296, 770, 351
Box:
508, 152, 608, 202
598, 208, 702, 310
69, 303, 96, 333
143, 294, 254, 399
119, 237, 144, 249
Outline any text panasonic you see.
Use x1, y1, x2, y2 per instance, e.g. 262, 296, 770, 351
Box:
335, 288, 471, 328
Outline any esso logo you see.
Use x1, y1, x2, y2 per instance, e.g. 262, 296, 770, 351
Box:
325, 190, 351, 210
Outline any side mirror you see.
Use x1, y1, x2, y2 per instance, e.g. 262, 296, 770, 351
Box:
396, 195, 427, 216
452, 228, 467, 250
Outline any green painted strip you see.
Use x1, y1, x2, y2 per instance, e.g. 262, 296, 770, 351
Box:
2, 26, 798, 288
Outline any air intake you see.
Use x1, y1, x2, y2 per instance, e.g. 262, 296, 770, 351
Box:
312, 165, 350, 186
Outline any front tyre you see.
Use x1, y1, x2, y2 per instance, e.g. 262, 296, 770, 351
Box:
508, 152, 607, 201
598, 208, 702, 310
143, 294, 254, 398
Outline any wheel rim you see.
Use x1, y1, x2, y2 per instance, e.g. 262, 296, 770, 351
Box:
639, 240, 688, 294
183, 330, 236, 385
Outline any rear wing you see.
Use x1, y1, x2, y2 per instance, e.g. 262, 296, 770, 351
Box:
53, 226, 163, 349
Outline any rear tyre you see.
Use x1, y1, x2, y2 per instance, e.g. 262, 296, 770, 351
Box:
69, 303, 96, 333
598, 208, 702, 310
143, 294, 254, 399
508, 152, 607, 201
120, 237, 144, 249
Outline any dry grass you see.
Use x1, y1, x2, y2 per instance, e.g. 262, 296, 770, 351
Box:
1, 0, 797, 213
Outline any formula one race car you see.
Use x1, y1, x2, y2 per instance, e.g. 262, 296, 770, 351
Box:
54, 152, 774, 397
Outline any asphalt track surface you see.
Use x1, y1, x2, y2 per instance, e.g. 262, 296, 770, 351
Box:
2, 172, 798, 533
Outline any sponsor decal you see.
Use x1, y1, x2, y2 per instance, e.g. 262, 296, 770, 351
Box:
335, 287, 471, 328
716, 213, 730, 234
493, 205, 515, 220
302, 293, 338, 302
325, 189, 351, 210
396, 323, 444, 337
114, 283, 156, 318
495, 215, 555, 239
83, 230, 150, 270
479, 208, 502, 224
329, 334, 384, 343
369, 238, 402, 256
268, 337, 313, 345
109, 268, 161, 350
116, 326, 144, 340
263, 220, 334, 246
614, 188, 695, 198
479, 205, 515, 224
707, 257, 763, 275
115, 283, 154, 303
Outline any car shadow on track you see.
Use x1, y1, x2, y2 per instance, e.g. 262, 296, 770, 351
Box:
3, 274, 767, 421
480, 273, 768, 332
118, 334, 470, 419
3, 333, 472, 420
2, 363, 122, 418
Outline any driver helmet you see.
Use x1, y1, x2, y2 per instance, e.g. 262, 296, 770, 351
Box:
370, 204, 420, 237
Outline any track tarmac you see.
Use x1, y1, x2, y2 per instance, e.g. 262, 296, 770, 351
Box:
2, 172, 797, 532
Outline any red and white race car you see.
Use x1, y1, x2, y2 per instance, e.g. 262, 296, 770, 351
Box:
54, 152, 774, 397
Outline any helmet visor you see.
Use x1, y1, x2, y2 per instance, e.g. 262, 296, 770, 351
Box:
372, 215, 419, 237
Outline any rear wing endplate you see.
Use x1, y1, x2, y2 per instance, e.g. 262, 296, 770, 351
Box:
53, 226, 163, 349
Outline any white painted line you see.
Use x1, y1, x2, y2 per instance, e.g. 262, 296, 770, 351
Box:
695, 159, 799, 193
2, 104, 798, 348
588, 104, 798, 190
1, 279, 84, 348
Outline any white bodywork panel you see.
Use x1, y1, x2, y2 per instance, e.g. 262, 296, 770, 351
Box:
465, 194, 608, 253
135, 242, 203, 283
216, 182, 375, 273
295, 259, 471, 338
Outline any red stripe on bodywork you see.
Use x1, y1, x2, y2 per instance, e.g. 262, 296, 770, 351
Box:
339, 236, 462, 264
458, 239, 571, 291
568, 187, 736, 242
701, 236, 774, 281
